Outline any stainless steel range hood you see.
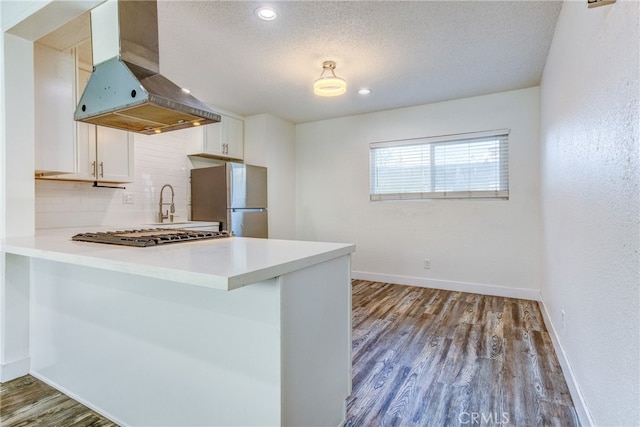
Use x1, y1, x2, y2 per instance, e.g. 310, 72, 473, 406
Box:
74, 0, 220, 135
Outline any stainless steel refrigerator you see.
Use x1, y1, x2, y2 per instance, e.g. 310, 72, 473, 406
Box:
190, 163, 268, 238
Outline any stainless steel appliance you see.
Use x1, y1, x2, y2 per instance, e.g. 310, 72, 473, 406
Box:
191, 163, 268, 238
72, 229, 229, 247
75, 0, 220, 135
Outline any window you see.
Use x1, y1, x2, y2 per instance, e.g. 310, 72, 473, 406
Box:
369, 129, 509, 201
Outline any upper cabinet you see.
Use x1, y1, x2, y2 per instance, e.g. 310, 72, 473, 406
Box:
186, 114, 244, 161
34, 43, 76, 175
72, 121, 134, 183
34, 33, 134, 183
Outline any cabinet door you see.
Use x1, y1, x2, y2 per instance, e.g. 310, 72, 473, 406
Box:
34, 43, 76, 174
203, 122, 224, 156
34, 40, 135, 183
183, 126, 205, 155
223, 116, 244, 160
96, 126, 134, 182
75, 122, 97, 180
73, 67, 97, 179
184, 115, 244, 160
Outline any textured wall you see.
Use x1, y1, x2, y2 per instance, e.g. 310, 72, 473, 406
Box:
296, 87, 542, 296
540, 1, 639, 425
244, 114, 297, 240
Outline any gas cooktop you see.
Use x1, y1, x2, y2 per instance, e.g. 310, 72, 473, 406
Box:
72, 228, 230, 247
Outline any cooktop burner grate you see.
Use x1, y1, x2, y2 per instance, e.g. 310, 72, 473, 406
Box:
72, 228, 230, 247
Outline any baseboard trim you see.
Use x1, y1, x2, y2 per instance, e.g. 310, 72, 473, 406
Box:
351, 270, 592, 426
538, 301, 594, 427
0, 357, 30, 382
351, 271, 541, 301
29, 372, 126, 426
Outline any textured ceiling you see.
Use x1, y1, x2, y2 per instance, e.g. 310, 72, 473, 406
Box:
155, 1, 562, 124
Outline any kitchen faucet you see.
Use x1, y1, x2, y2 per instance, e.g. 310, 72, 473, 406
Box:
157, 184, 175, 223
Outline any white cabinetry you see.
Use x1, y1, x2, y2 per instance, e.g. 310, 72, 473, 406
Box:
74, 122, 134, 182
34, 40, 134, 183
186, 114, 244, 160
34, 43, 76, 175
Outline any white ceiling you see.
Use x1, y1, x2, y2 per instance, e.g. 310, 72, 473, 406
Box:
36, 1, 564, 124
39, 0, 553, 125
156, 1, 562, 123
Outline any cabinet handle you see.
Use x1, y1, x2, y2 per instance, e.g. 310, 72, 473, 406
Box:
91, 161, 96, 177
99, 161, 104, 178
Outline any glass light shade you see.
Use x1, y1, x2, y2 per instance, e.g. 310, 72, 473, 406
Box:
314, 76, 347, 97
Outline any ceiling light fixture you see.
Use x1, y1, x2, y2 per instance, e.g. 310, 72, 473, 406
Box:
256, 6, 277, 21
358, 88, 371, 95
314, 61, 347, 97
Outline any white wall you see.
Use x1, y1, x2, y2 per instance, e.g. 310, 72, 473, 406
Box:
245, 114, 296, 240
1, 0, 99, 383
35, 132, 191, 228
296, 87, 541, 298
3, 33, 35, 237
1, 1, 102, 237
1, 12, 6, 241
540, 1, 639, 425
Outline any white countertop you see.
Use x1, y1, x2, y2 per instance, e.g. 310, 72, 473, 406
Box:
1, 227, 355, 291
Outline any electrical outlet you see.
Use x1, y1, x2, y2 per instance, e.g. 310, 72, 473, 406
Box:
122, 192, 134, 205
424, 259, 431, 269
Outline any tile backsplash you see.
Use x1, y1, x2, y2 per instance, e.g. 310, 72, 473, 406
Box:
35, 131, 201, 229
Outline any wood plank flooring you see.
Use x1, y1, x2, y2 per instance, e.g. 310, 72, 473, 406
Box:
346, 280, 579, 427
0, 375, 116, 427
1, 280, 579, 426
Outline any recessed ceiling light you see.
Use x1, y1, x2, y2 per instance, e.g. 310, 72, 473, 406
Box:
181, 88, 191, 94
358, 88, 371, 95
256, 6, 277, 21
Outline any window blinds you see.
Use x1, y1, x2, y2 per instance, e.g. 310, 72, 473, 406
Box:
370, 129, 509, 201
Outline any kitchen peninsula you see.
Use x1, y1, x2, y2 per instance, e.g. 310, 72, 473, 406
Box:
1, 228, 355, 426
